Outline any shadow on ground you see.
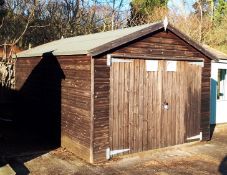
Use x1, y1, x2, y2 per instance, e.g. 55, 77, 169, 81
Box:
219, 156, 227, 175
210, 124, 216, 139
0, 52, 65, 174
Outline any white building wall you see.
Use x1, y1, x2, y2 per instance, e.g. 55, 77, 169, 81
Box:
211, 60, 227, 124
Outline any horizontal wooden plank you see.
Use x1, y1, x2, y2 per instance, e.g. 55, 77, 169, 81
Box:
16, 55, 92, 163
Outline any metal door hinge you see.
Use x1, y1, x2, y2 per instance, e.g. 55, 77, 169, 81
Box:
106, 148, 130, 160
107, 54, 133, 66
187, 132, 202, 141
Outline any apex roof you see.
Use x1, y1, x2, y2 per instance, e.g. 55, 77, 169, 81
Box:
16, 23, 154, 58
16, 21, 218, 61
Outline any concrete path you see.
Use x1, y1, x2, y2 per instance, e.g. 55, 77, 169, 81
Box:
1, 124, 227, 175
0, 164, 15, 175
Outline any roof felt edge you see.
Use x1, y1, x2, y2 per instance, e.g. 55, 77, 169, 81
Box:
15, 50, 88, 58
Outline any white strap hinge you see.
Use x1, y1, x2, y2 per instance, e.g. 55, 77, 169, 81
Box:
107, 54, 133, 66
106, 147, 130, 160
187, 132, 202, 141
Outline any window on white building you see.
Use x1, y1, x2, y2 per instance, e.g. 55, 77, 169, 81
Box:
217, 69, 227, 100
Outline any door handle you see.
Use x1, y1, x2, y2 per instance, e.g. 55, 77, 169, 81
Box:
162, 101, 169, 110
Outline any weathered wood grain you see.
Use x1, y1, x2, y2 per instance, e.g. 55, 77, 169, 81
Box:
109, 59, 202, 155
16, 55, 92, 162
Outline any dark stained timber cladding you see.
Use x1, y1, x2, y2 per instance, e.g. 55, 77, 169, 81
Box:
16, 55, 92, 162
201, 59, 211, 140
60, 56, 92, 162
93, 57, 110, 162
92, 30, 212, 162
15, 55, 64, 147
113, 30, 211, 141
114, 31, 206, 59
15, 57, 42, 90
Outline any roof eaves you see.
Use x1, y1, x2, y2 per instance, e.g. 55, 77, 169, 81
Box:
167, 24, 219, 61
88, 21, 164, 56
16, 50, 88, 58
202, 44, 227, 60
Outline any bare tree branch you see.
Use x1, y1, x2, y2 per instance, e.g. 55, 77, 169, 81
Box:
0, 17, 4, 29
12, 5, 36, 46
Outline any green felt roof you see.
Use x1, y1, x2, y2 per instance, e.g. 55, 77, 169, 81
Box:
16, 23, 154, 58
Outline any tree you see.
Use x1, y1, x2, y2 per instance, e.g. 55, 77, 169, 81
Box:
169, 0, 227, 54
128, 0, 168, 26
0, 0, 7, 28
214, 0, 227, 24
193, 0, 214, 16
0, 0, 6, 17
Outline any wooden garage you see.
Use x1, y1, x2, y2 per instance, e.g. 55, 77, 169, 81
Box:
15, 21, 218, 163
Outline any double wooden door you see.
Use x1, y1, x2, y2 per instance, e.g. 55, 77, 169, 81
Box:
109, 59, 202, 153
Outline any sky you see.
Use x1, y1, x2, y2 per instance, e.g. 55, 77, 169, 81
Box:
168, 0, 196, 15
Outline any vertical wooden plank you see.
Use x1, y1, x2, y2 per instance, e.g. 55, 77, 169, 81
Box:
134, 59, 140, 152
176, 62, 180, 144
166, 69, 171, 146
122, 62, 125, 149
186, 63, 190, 137
168, 66, 173, 146
147, 63, 153, 149
197, 65, 202, 134
191, 64, 195, 136
151, 67, 156, 149
165, 60, 170, 147
197, 65, 201, 134
119, 62, 125, 149
143, 60, 148, 151
109, 60, 113, 150
181, 61, 186, 141
90, 58, 94, 163
175, 61, 181, 144
174, 63, 178, 145
113, 62, 119, 150
188, 63, 193, 137
175, 61, 179, 145
129, 59, 135, 153
159, 60, 163, 147
124, 62, 130, 149
151, 66, 156, 149
184, 61, 188, 141
193, 65, 198, 134
170, 69, 176, 146
156, 60, 162, 148
162, 60, 168, 147
138, 60, 144, 151
194, 65, 198, 134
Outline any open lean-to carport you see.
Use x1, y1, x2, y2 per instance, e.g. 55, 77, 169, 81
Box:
15, 21, 218, 163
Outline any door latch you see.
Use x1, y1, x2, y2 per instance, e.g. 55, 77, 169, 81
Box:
162, 100, 169, 110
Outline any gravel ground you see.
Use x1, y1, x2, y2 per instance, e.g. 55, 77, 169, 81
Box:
1, 124, 227, 175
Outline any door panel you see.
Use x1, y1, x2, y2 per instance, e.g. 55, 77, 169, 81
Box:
185, 62, 202, 137
110, 59, 202, 154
